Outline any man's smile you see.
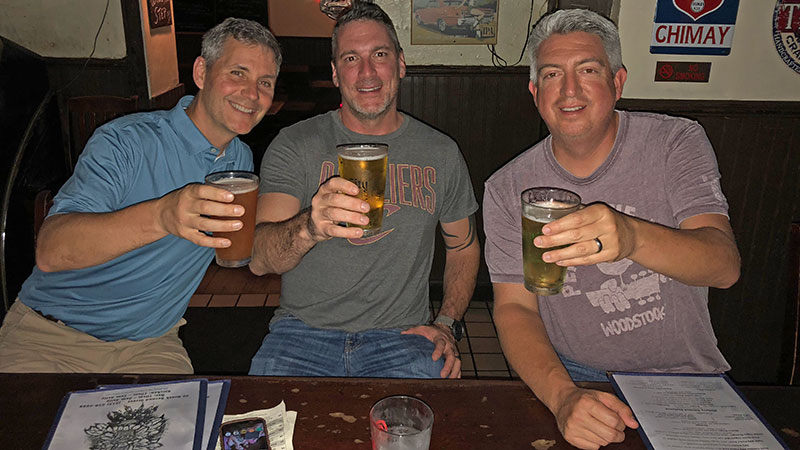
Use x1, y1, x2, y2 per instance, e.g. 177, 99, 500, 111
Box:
229, 100, 256, 114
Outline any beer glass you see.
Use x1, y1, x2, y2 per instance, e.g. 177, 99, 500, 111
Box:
205, 171, 259, 268
521, 187, 582, 295
337, 144, 388, 237
370, 395, 433, 450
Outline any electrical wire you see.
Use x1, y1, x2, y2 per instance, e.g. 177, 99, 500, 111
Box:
488, 0, 538, 68
57, 0, 111, 92
488, 0, 535, 67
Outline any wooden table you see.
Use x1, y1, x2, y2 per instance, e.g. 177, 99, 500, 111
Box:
2, 374, 798, 449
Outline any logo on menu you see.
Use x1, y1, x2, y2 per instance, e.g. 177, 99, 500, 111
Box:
773, 0, 800, 75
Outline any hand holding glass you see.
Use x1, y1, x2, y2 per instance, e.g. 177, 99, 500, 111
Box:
337, 144, 388, 237
521, 187, 582, 295
204, 171, 259, 268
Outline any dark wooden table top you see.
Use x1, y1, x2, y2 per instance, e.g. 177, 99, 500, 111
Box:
2, 374, 798, 449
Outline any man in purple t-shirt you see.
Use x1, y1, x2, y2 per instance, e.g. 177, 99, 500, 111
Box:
482, 9, 741, 450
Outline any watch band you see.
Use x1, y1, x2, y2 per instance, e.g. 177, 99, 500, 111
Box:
433, 314, 455, 328
433, 314, 463, 341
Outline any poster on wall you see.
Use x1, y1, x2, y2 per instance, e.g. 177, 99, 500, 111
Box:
773, 0, 800, 75
650, 0, 740, 55
411, 0, 499, 45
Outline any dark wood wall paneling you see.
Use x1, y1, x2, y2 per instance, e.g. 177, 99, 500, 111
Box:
399, 66, 545, 285
399, 66, 800, 384
618, 99, 800, 385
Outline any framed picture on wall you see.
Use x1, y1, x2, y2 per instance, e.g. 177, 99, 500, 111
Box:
411, 0, 499, 45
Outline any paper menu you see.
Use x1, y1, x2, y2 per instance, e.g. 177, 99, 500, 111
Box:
203, 380, 231, 450
42, 379, 208, 450
609, 372, 789, 450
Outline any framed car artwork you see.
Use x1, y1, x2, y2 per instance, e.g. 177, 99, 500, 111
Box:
411, 0, 499, 45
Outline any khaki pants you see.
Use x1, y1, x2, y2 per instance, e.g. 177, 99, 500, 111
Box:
0, 300, 193, 374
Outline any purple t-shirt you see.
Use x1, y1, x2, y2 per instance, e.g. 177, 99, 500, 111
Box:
483, 110, 731, 373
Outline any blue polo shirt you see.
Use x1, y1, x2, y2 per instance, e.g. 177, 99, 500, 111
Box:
19, 96, 254, 341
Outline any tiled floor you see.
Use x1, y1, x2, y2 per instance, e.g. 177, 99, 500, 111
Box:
431, 300, 515, 380
191, 264, 515, 379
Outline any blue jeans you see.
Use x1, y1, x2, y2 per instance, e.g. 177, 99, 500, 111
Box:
248, 316, 444, 378
558, 354, 609, 382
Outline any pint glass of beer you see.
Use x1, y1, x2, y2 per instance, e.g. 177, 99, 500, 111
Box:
205, 171, 259, 268
521, 187, 581, 295
337, 144, 388, 237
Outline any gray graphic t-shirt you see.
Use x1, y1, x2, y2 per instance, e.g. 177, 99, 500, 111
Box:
483, 110, 730, 373
261, 110, 478, 332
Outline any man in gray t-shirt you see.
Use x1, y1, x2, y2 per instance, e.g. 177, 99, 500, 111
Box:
248, 3, 479, 379
483, 10, 740, 450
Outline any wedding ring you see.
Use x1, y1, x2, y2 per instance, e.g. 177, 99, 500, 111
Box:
594, 237, 603, 253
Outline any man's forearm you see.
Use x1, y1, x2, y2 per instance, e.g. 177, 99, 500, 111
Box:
628, 217, 740, 288
36, 200, 166, 272
494, 301, 576, 413
249, 208, 318, 275
438, 242, 479, 319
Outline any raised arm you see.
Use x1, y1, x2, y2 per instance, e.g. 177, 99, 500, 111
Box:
248, 177, 370, 275
493, 282, 638, 450
536, 209, 740, 288
539, 122, 740, 289
36, 184, 244, 272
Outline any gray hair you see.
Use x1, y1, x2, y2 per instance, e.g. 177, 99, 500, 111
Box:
331, 1, 402, 60
202, 17, 282, 73
528, 9, 622, 82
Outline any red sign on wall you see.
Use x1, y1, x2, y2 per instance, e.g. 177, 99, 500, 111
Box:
654, 61, 712, 82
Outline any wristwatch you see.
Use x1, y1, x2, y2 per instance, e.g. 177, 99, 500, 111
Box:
433, 314, 464, 342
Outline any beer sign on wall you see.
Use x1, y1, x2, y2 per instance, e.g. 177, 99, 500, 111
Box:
651, 0, 740, 55
773, 0, 800, 75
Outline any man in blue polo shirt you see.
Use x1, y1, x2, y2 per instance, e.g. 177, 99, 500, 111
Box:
0, 18, 281, 373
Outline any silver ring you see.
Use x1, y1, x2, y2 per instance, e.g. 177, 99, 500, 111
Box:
594, 237, 603, 253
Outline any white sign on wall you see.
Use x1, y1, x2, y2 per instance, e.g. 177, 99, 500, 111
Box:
650, 0, 740, 55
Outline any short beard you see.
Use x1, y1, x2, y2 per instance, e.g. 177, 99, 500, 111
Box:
343, 92, 396, 122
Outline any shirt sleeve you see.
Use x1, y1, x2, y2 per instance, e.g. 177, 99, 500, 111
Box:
664, 120, 729, 224
438, 143, 478, 224
482, 173, 524, 284
258, 128, 310, 205
49, 125, 139, 216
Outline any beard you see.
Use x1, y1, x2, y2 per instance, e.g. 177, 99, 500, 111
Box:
342, 88, 397, 122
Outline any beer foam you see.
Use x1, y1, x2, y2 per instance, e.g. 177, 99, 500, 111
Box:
532, 200, 574, 209
523, 200, 577, 222
339, 152, 386, 161
212, 177, 258, 194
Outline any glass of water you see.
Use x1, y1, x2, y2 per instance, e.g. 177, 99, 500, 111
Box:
369, 395, 433, 450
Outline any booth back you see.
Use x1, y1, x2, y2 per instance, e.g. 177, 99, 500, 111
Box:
0, 38, 68, 319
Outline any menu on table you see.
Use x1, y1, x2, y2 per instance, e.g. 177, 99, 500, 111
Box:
609, 372, 789, 450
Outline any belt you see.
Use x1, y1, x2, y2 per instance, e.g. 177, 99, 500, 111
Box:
34, 309, 62, 323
